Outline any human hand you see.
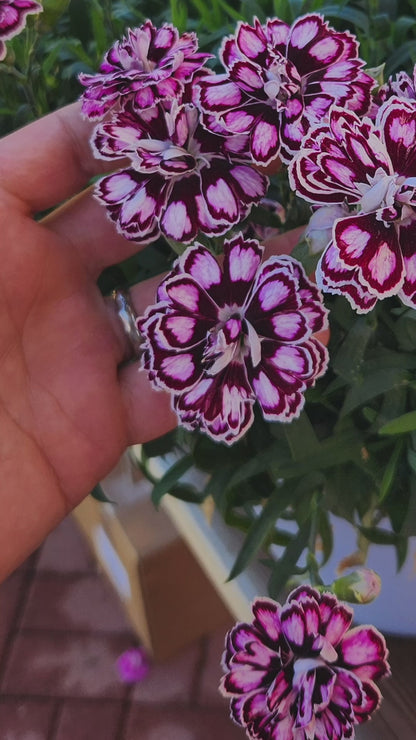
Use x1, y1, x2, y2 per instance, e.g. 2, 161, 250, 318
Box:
0, 103, 304, 578
0, 102, 178, 578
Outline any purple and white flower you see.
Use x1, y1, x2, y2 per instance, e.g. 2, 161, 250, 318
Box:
220, 586, 390, 739
376, 65, 416, 108
289, 99, 416, 312
0, 0, 41, 60
138, 234, 328, 445
79, 20, 211, 120
92, 102, 267, 244
197, 14, 373, 165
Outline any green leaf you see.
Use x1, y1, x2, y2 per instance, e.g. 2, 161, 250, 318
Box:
407, 447, 416, 474
379, 410, 416, 436
225, 441, 281, 489
90, 484, 114, 504
333, 314, 376, 383
290, 237, 320, 276
170, 0, 187, 32
89, 3, 108, 58
203, 465, 237, 515
341, 368, 409, 417
319, 4, 370, 33
359, 526, 405, 546
386, 40, 416, 76
142, 430, 178, 458
396, 537, 408, 571
379, 439, 405, 502
273, 429, 364, 481
318, 508, 334, 566
168, 483, 205, 504
227, 487, 295, 581
268, 521, 311, 599
283, 412, 320, 460
151, 454, 194, 508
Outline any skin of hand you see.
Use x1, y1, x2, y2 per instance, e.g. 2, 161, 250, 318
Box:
0, 102, 305, 580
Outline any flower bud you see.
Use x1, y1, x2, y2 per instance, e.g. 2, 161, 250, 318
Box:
332, 568, 382, 604
305, 205, 348, 254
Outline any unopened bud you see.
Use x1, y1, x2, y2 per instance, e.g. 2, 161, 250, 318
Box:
305, 205, 348, 254
332, 568, 381, 604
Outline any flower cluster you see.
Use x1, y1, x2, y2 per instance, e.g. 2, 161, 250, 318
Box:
289, 100, 416, 312
138, 234, 328, 444
221, 587, 390, 740
0, 0, 41, 60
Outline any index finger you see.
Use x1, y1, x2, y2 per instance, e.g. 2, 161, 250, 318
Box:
0, 101, 115, 212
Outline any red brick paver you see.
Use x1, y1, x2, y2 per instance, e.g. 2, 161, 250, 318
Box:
2, 632, 133, 699
124, 706, 245, 740
53, 699, 124, 740
21, 573, 131, 633
0, 698, 56, 740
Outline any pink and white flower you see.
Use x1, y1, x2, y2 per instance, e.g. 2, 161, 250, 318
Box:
376, 65, 416, 107
0, 0, 41, 60
92, 102, 267, 244
289, 99, 416, 312
220, 586, 390, 739
197, 14, 373, 165
79, 20, 211, 120
138, 234, 328, 445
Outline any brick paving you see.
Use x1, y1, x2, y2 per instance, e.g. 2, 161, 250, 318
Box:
0, 514, 242, 739
0, 513, 415, 739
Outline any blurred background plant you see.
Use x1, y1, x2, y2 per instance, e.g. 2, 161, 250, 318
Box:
2, 0, 416, 599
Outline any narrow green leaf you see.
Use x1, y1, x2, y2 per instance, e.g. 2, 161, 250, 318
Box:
151, 454, 194, 508
379, 439, 405, 502
142, 430, 178, 458
318, 509, 333, 566
168, 483, 204, 504
274, 430, 363, 480
359, 526, 405, 546
407, 447, 416, 474
396, 537, 408, 571
268, 521, 311, 599
341, 369, 408, 417
89, 0, 108, 57
225, 441, 281, 490
203, 465, 236, 514
90, 484, 114, 504
319, 5, 370, 33
227, 488, 294, 581
283, 412, 320, 460
379, 410, 416, 436
386, 40, 416, 76
170, 0, 187, 32
333, 315, 376, 383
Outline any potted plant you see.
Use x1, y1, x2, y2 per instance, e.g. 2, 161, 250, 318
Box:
3, 0, 416, 736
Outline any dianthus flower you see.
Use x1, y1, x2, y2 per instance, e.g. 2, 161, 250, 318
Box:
197, 13, 373, 165
138, 234, 328, 445
92, 102, 268, 244
0, 0, 41, 60
376, 65, 416, 107
220, 586, 390, 740
289, 99, 416, 312
79, 20, 210, 120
